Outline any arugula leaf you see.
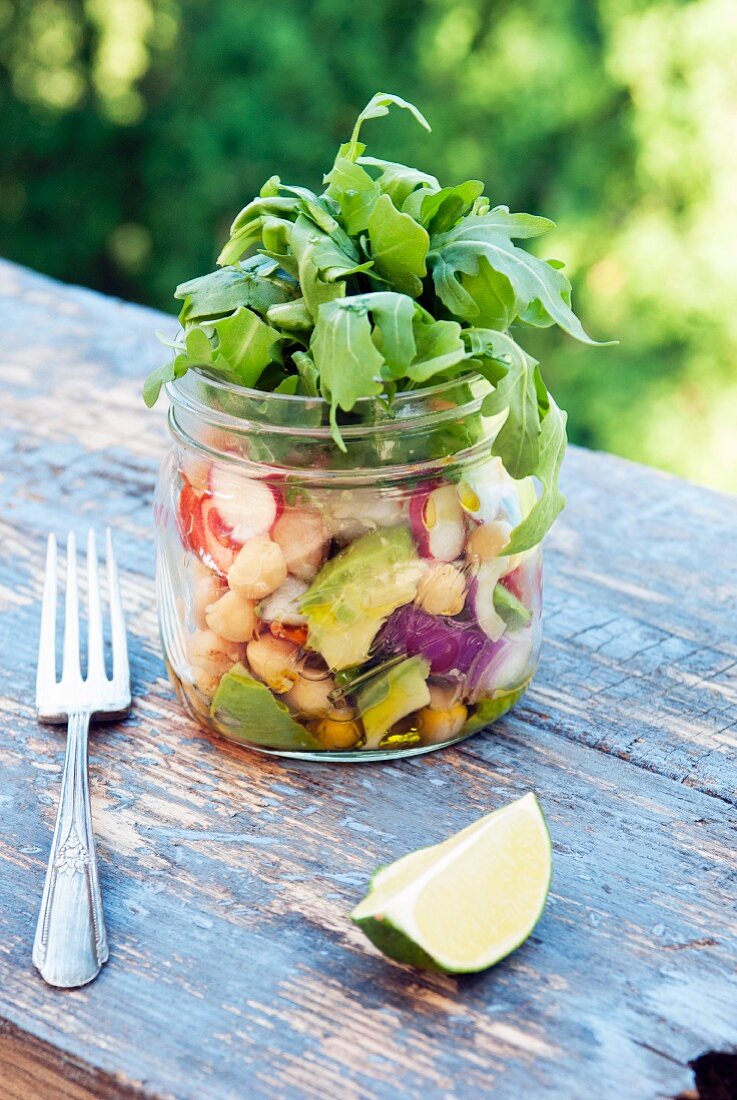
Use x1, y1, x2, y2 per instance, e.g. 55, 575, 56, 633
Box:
358, 156, 441, 208
324, 156, 381, 235
144, 326, 213, 406
505, 398, 568, 555
345, 92, 431, 161
324, 156, 376, 196
367, 194, 429, 297
406, 318, 466, 382
292, 350, 320, 397
429, 210, 607, 345
217, 196, 299, 266
176, 258, 296, 324
260, 175, 281, 197
419, 180, 485, 234
517, 259, 574, 329
266, 298, 313, 333
291, 214, 372, 317
281, 184, 352, 244
207, 306, 282, 387
181, 325, 213, 364
311, 299, 384, 444
143, 362, 176, 407
355, 292, 417, 377
464, 329, 541, 479
440, 255, 517, 328
274, 375, 300, 395
442, 208, 556, 240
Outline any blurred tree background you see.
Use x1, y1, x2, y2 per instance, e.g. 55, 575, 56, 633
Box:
2, 0, 736, 488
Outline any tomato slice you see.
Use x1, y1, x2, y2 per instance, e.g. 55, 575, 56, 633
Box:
270, 622, 309, 647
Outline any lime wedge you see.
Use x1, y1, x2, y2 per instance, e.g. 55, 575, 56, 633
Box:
351, 792, 551, 973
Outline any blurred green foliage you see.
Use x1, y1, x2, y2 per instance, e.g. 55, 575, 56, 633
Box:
2, 0, 736, 488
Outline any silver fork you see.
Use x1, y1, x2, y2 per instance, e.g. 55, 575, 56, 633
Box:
34, 529, 130, 988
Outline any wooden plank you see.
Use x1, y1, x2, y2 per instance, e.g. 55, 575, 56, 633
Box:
0, 703, 735, 1098
1, 257, 736, 1099
0, 1021, 148, 1100
534, 446, 737, 804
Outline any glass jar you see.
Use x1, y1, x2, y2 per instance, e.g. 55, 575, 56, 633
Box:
154, 370, 542, 761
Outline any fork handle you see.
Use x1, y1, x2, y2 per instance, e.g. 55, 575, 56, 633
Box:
33, 710, 109, 987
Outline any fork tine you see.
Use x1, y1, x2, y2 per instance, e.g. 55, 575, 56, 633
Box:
62, 532, 81, 683
36, 534, 58, 700
86, 529, 106, 683
106, 529, 129, 688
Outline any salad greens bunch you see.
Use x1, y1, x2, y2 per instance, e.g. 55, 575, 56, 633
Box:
146, 93, 610, 551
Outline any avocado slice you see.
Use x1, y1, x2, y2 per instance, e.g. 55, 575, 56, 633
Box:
210, 664, 321, 750
300, 525, 424, 670
493, 583, 531, 630
355, 656, 431, 749
462, 682, 529, 735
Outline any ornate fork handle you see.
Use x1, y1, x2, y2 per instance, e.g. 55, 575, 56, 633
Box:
33, 710, 108, 988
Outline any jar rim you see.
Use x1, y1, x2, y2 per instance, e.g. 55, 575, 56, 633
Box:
167, 366, 487, 409
166, 367, 503, 481
166, 367, 492, 440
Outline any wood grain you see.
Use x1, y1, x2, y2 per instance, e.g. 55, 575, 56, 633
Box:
0, 258, 735, 1100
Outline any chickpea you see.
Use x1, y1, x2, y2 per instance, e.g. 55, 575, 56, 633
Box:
311, 712, 363, 750
186, 628, 245, 697
427, 681, 463, 710
228, 535, 287, 599
284, 671, 337, 718
205, 589, 258, 643
465, 521, 512, 564
415, 562, 467, 616
194, 572, 226, 629
272, 509, 328, 581
415, 701, 468, 745
246, 634, 299, 694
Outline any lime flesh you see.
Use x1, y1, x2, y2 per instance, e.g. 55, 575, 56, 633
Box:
352, 792, 551, 973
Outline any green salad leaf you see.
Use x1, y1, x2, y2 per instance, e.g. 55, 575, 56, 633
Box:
312, 299, 384, 443
504, 397, 568, 555
367, 194, 429, 297
209, 307, 282, 386
428, 210, 606, 345
465, 328, 541, 478
176, 256, 295, 323
146, 90, 614, 550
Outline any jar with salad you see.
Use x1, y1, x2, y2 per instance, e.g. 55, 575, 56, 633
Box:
147, 93, 609, 760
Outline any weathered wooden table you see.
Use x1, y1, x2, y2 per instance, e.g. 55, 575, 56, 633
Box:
1, 258, 735, 1100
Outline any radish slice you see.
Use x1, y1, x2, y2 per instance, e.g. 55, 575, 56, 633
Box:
177, 482, 204, 552
410, 484, 466, 562
200, 497, 237, 576
209, 467, 280, 545
469, 629, 534, 701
